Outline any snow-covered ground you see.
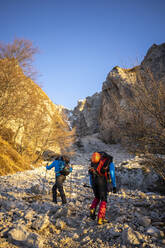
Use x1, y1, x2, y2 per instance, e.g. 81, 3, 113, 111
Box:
0, 135, 165, 248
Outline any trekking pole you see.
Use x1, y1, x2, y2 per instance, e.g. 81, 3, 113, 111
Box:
69, 167, 72, 202
42, 169, 47, 194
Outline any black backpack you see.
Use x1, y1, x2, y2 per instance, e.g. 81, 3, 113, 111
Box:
60, 156, 71, 176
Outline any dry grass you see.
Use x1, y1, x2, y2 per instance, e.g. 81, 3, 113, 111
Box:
0, 136, 31, 176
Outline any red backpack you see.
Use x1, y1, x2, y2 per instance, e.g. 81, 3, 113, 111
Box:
89, 152, 113, 178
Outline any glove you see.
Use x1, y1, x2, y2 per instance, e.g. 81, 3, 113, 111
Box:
113, 187, 117, 193
83, 183, 91, 188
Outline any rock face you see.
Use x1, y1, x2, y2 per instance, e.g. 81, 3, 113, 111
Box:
100, 43, 165, 143
141, 43, 165, 80
70, 93, 102, 137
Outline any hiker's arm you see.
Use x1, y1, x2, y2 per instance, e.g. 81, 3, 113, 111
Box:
69, 165, 73, 172
109, 162, 116, 188
46, 160, 56, 170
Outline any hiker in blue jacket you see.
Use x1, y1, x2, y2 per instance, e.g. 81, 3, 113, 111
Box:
89, 152, 116, 225
46, 155, 72, 204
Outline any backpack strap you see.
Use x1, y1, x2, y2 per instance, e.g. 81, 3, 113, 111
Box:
96, 158, 107, 176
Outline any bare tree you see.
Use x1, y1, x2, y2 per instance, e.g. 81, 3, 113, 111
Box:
0, 38, 38, 78
113, 68, 165, 179
0, 38, 39, 125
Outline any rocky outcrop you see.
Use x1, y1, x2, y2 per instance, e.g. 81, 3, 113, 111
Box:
70, 93, 102, 137
141, 43, 165, 80
100, 43, 165, 143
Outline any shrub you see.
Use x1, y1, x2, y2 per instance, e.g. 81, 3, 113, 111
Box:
0, 126, 14, 144
0, 136, 30, 176
141, 154, 165, 181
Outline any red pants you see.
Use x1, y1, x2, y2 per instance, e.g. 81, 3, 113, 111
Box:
90, 175, 108, 219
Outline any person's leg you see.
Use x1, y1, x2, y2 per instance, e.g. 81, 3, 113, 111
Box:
52, 183, 57, 203
90, 197, 100, 219
90, 175, 100, 219
56, 175, 67, 204
98, 201, 107, 224
97, 177, 108, 224
90, 197, 100, 209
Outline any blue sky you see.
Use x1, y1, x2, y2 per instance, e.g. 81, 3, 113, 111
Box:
1, 0, 165, 110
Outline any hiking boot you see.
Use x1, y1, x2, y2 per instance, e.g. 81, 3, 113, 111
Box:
90, 208, 96, 220
97, 218, 108, 225
62, 199, 67, 205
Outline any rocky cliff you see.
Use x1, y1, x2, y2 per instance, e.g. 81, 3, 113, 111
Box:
100, 43, 165, 143
70, 93, 102, 137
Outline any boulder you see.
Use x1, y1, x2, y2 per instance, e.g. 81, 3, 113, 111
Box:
31, 214, 49, 231
122, 227, 141, 245
8, 224, 43, 248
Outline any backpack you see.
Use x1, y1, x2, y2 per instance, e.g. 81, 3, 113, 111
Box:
89, 151, 113, 178
59, 156, 71, 176
60, 163, 71, 176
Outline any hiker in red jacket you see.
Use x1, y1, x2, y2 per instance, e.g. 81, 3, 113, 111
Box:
89, 152, 116, 225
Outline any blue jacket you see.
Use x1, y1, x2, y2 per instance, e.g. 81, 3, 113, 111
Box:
89, 162, 116, 188
46, 159, 72, 177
